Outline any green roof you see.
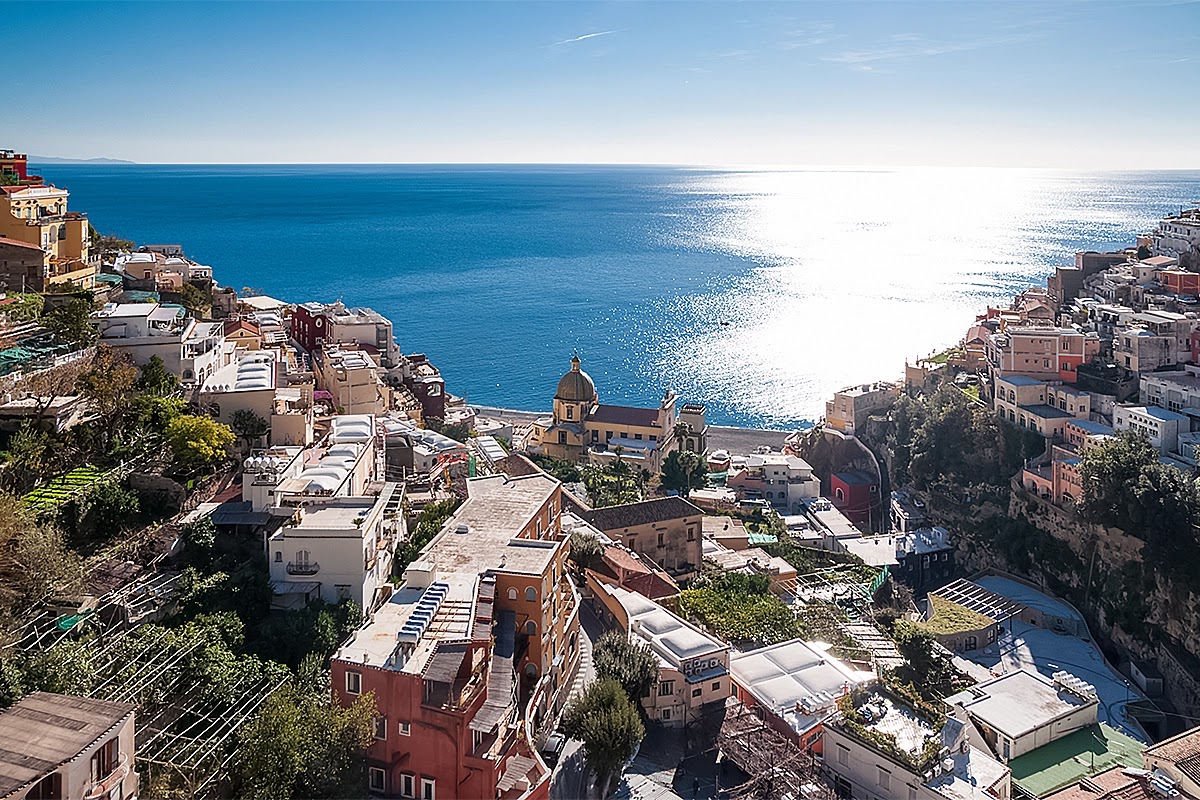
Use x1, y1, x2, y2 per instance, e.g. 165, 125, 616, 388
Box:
919, 594, 996, 635
1008, 723, 1144, 797
747, 531, 779, 546
123, 290, 160, 302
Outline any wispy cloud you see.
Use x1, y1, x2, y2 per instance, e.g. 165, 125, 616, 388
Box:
823, 31, 1041, 65
779, 22, 842, 50
549, 30, 621, 47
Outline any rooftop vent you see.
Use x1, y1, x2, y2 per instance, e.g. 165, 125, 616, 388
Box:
456, 523, 470, 535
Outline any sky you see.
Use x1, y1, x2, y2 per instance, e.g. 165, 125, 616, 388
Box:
7, 1, 1200, 167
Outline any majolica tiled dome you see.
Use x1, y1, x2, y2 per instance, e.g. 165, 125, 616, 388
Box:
556, 355, 596, 401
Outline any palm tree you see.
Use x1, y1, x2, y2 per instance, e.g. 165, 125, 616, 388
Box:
673, 421, 692, 451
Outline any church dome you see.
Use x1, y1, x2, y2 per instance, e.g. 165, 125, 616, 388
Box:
556, 355, 596, 402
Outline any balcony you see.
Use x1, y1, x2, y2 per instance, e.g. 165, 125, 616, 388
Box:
84, 753, 130, 800
286, 560, 319, 576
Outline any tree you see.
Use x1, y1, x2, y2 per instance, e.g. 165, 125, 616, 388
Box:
2, 422, 52, 491
166, 415, 235, 473
569, 529, 604, 575
560, 678, 645, 798
593, 631, 658, 706
440, 421, 471, 443
0, 491, 81, 609
179, 282, 209, 312
230, 409, 271, 451
1136, 244, 1152, 260
137, 355, 179, 396
660, 449, 708, 497
43, 297, 98, 347
77, 345, 139, 424
81, 481, 140, 534
182, 517, 217, 565
234, 683, 376, 800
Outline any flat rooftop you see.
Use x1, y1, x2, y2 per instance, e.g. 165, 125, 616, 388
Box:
1119, 404, 1189, 423
945, 669, 1094, 738
730, 638, 872, 737
604, 583, 725, 674
295, 497, 379, 533
333, 575, 476, 673
423, 473, 561, 577
1008, 723, 1143, 797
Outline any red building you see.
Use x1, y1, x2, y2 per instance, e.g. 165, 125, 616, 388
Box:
828, 471, 879, 530
0, 150, 42, 185
330, 473, 580, 800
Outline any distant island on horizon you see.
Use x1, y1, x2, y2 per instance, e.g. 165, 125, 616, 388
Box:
29, 154, 136, 165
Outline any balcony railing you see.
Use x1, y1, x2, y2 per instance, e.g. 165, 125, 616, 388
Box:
287, 561, 319, 576
84, 753, 129, 800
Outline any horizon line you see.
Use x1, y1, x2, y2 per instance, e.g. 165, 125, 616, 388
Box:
26, 159, 1200, 172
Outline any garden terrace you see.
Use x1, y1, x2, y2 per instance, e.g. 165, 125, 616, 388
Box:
22, 465, 110, 512
919, 595, 997, 636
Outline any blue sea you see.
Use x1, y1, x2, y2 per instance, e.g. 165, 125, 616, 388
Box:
32, 163, 1200, 428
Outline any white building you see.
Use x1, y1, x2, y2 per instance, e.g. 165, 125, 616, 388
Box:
199, 350, 314, 447
593, 581, 730, 727
1114, 404, 1188, 454
729, 638, 873, 750
266, 485, 401, 611
1141, 367, 1200, 415
92, 302, 231, 384
727, 453, 821, 514
1150, 209, 1200, 258
945, 669, 1099, 762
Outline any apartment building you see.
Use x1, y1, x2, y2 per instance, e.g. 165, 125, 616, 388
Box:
1113, 310, 1198, 373
199, 350, 315, 447
0, 177, 93, 288
91, 302, 231, 384
591, 581, 730, 727
1114, 404, 1188, 454
0, 692, 138, 800
292, 300, 400, 368
987, 327, 1098, 384
313, 343, 389, 415
1141, 367, 1200, 414
1150, 208, 1200, 258
580, 496, 704, 581
825, 382, 898, 435
726, 452, 822, 514
993, 375, 1091, 440
330, 472, 580, 800
730, 639, 873, 752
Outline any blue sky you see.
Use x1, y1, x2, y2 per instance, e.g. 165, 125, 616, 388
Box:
8, 1, 1199, 166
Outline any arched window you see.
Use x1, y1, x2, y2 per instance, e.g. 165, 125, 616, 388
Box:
525, 620, 537, 636
835, 487, 845, 502
525, 586, 537, 603
507, 587, 517, 601
296, 549, 311, 565
766, 491, 773, 499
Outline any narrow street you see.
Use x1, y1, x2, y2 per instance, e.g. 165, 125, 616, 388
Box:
550, 601, 604, 799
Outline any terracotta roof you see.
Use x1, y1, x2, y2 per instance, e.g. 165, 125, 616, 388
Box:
223, 318, 260, 336
494, 453, 544, 478
624, 571, 679, 601
0, 237, 45, 252
603, 544, 649, 575
1145, 727, 1200, 787
581, 496, 703, 532
0, 692, 135, 796
588, 403, 660, 429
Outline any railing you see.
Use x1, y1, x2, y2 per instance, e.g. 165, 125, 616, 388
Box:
84, 753, 129, 800
286, 561, 319, 576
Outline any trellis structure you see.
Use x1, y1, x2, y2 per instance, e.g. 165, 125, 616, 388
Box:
714, 701, 835, 800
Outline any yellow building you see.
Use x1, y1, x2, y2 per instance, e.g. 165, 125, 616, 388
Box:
526, 355, 706, 472
0, 182, 94, 289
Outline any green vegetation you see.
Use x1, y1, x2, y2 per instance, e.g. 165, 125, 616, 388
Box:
529, 453, 645, 507
3, 293, 44, 321
927, 347, 962, 366
678, 572, 798, 647
882, 384, 1043, 492
136, 355, 179, 396
560, 678, 645, 798
917, 595, 995, 636
593, 631, 658, 705
393, 498, 462, 578
568, 528, 604, 575
0, 491, 80, 611
21, 465, 109, 512
886, 619, 969, 700
836, 690, 944, 773
660, 449, 708, 497
43, 297, 99, 347
234, 682, 377, 800
165, 414, 235, 474
230, 409, 271, 451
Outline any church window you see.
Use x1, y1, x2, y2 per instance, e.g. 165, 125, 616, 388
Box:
592, 430, 599, 442
566, 406, 573, 419
558, 432, 567, 445
634, 433, 642, 440
649, 435, 657, 442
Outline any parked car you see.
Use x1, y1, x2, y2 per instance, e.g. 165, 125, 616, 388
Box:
540, 732, 566, 767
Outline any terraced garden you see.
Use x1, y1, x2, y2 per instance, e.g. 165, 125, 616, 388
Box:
23, 465, 109, 512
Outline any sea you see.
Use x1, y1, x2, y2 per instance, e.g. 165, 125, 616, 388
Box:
32, 163, 1200, 429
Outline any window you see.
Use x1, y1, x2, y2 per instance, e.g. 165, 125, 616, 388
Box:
661, 708, 671, 720
421, 777, 436, 800
26, 773, 62, 800
658, 680, 674, 696
836, 744, 849, 767
657, 533, 665, 548
369, 767, 386, 792
877, 767, 891, 790
274, 551, 282, 562
692, 687, 702, 698
346, 670, 362, 695
400, 774, 415, 798
525, 586, 537, 602
526, 620, 537, 636
399, 721, 411, 736
634, 433, 642, 440
592, 430, 599, 442
711, 680, 721, 691
606, 430, 613, 440
375, 716, 388, 739
558, 431, 567, 445
507, 587, 517, 601
649, 435, 657, 442
687, 526, 696, 541
566, 405, 573, 419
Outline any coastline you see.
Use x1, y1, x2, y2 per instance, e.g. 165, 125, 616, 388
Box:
469, 404, 794, 454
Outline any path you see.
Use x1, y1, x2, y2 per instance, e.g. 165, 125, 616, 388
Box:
550, 602, 602, 799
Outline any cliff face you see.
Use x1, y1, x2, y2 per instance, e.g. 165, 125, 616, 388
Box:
788, 425, 889, 530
